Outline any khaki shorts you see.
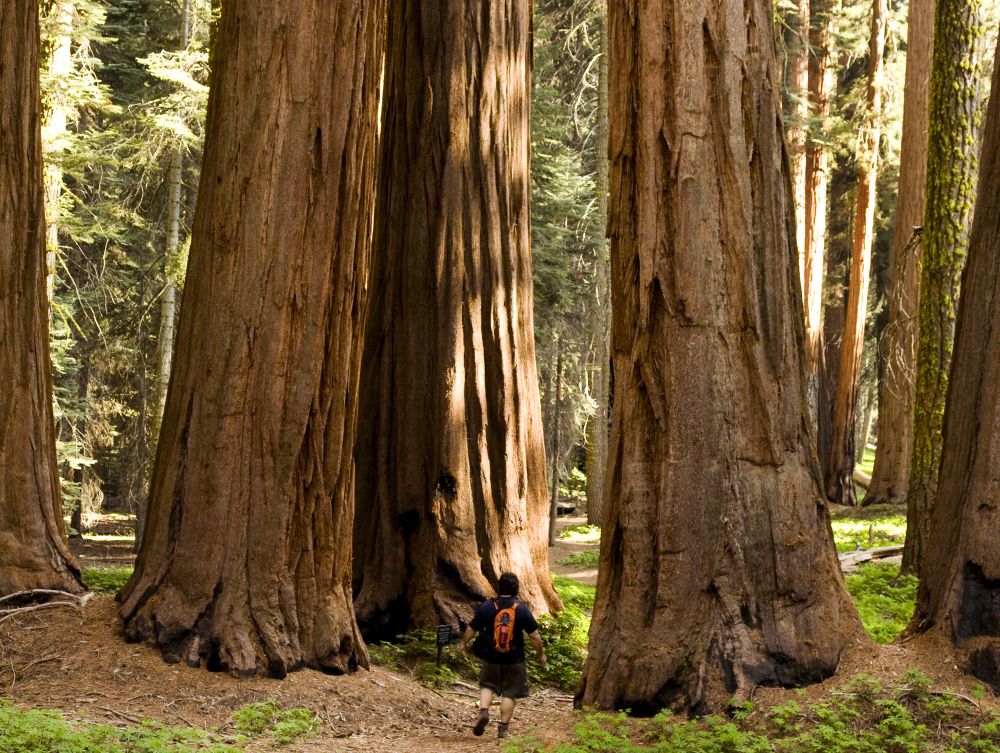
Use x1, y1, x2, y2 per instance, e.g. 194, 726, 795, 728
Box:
478, 661, 530, 699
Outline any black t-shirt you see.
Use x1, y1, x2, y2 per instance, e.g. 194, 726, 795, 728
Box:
469, 596, 539, 665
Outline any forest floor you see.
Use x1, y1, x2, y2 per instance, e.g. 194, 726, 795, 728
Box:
1, 511, 997, 752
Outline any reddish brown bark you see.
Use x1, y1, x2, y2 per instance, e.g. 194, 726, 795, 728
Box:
577, 0, 859, 714
825, 0, 887, 506
119, 0, 386, 677
802, 0, 835, 420
0, 0, 82, 596
910, 47, 1000, 689
352, 0, 560, 639
864, 0, 933, 506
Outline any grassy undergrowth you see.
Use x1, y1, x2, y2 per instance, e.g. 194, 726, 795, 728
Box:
830, 511, 907, 553
844, 563, 918, 643
80, 567, 133, 595
0, 698, 317, 752
560, 549, 600, 569
503, 672, 997, 753
368, 576, 595, 692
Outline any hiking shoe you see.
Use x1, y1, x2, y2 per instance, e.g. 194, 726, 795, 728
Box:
498, 722, 510, 739
472, 709, 490, 736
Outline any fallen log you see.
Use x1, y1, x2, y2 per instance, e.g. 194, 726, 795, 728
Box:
838, 545, 904, 574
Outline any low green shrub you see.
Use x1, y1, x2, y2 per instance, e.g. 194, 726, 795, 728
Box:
0, 699, 240, 752
844, 563, 917, 643
502, 673, 1000, 753
558, 524, 601, 543
231, 700, 320, 744
559, 549, 600, 569
81, 567, 133, 595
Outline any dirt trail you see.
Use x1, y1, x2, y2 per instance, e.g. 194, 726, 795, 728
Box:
0, 598, 577, 752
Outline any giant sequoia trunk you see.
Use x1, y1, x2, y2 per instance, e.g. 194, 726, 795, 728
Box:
0, 0, 82, 596
864, 0, 933, 507
825, 0, 886, 506
903, 0, 987, 575
119, 0, 385, 677
352, 0, 560, 638
577, 0, 858, 713
910, 48, 1000, 689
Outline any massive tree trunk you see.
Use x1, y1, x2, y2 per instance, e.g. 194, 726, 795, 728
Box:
577, 0, 859, 714
864, 0, 933, 507
910, 48, 1000, 689
118, 0, 386, 677
802, 0, 835, 423
586, 0, 610, 528
903, 0, 988, 575
825, 0, 886, 506
352, 0, 560, 639
0, 0, 82, 596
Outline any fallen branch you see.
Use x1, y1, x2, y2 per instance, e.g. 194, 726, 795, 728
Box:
0, 592, 93, 623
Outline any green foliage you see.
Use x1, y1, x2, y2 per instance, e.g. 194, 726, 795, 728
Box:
560, 550, 600, 569
231, 701, 320, 744
0, 699, 240, 752
844, 563, 918, 643
81, 566, 133, 595
502, 674, 1000, 753
558, 524, 601, 543
830, 515, 907, 553
366, 629, 479, 689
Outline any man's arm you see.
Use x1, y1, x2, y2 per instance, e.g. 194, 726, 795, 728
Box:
528, 630, 547, 669
460, 625, 476, 653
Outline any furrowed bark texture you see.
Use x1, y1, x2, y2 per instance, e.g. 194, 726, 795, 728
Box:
825, 0, 886, 506
865, 0, 933, 506
0, 0, 83, 596
903, 0, 987, 575
578, 0, 858, 714
911, 47, 1000, 689
352, 0, 560, 638
119, 0, 386, 677
802, 0, 834, 422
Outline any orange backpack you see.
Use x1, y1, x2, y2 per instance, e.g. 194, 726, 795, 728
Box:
492, 599, 517, 653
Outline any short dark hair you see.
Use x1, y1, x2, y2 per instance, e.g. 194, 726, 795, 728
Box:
497, 572, 519, 597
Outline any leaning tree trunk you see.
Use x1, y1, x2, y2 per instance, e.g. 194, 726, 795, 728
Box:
0, 0, 82, 596
864, 0, 933, 507
910, 47, 1000, 690
577, 0, 860, 714
903, 0, 987, 575
118, 0, 386, 677
802, 0, 835, 426
352, 0, 560, 639
825, 0, 886, 506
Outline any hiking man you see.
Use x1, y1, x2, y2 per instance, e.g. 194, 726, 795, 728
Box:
460, 571, 547, 739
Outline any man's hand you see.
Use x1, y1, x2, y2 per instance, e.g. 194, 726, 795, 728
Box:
538, 652, 548, 670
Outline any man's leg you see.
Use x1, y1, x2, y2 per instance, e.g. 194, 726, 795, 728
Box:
473, 687, 494, 736
499, 697, 515, 723
479, 687, 495, 711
